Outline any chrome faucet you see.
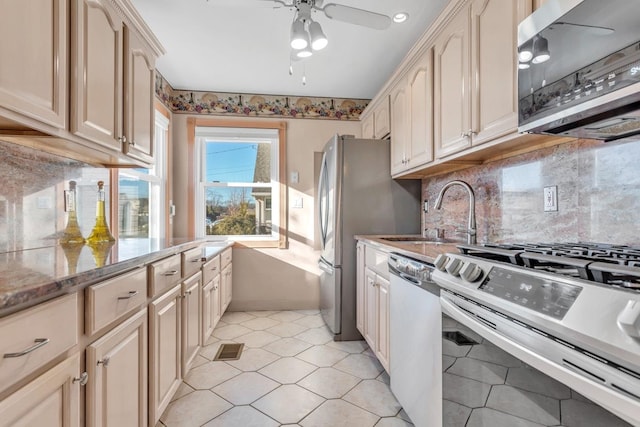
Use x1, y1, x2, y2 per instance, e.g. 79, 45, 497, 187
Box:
434, 180, 476, 245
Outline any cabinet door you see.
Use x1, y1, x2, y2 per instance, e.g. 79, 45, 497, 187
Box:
202, 280, 214, 344
221, 263, 232, 313
182, 273, 201, 375
123, 27, 155, 164
149, 284, 181, 426
434, 6, 471, 158
376, 275, 390, 373
408, 48, 434, 168
361, 114, 374, 139
212, 274, 222, 329
0, 353, 81, 427
86, 309, 147, 427
373, 97, 390, 138
389, 81, 408, 176
0, 0, 67, 129
71, 0, 123, 151
363, 267, 378, 350
470, 0, 530, 146
356, 243, 365, 335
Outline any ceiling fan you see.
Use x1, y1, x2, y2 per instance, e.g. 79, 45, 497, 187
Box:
276, 0, 392, 31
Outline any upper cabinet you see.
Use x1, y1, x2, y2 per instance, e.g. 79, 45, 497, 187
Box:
0, 0, 68, 129
390, 48, 434, 177
435, 0, 530, 159
0, 0, 164, 167
360, 96, 390, 140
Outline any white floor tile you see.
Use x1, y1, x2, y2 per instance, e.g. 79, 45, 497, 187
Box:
267, 321, 309, 338
263, 337, 313, 357
221, 311, 257, 324
213, 324, 252, 340
333, 354, 384, 379
269, 311, 306, 322
183, 361, 241, 389
301, 399, 379, 427
295, 327, 334, 345
239, 330, 281, 348
252, 384, 325, 424
294, 315, 327, 328
375, 417, 414, 427
506, 365, 571, 400
170, 383, 194, 403
466, 408, 545, 427
446, 357, 508, 385
297, 367, 361, 399
326, 340, 369, 354
160, 390, 232, 427
240, 316, 281, 331
246, 310, 280, 317
225, 348, 280, 372
296, 345, 349, 367
343, 380, 402, 417
259, 357, 317, 384
561, 398, 632, 427
486, 385, 560, 425
202, 406, 279, 427
212, 372, 279, 405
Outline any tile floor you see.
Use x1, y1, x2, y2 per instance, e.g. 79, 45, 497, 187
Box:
157, 310, 412, 427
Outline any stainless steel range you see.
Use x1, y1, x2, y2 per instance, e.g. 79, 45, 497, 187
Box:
432, 242, 640, 426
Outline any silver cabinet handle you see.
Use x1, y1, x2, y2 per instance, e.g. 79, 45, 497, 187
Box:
73, 372, 89, 386
118, 136, 127, 143
185, 290, 192, 295
118, 290, 139, 300
97, 357, 110, 367
4, 338, 50, 358
191, 258, 201, 263
129, 140, 135, 146
163, 270, 178, 276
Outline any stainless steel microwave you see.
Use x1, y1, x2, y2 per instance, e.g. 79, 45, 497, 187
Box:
517, 0, 640, 141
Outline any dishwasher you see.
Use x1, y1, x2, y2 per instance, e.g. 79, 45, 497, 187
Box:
388, 253, 442, 427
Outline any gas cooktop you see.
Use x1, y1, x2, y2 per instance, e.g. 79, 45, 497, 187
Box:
457, 242, 640, 291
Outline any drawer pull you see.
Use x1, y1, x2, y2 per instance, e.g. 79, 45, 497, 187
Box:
3, 338, 50, 358
117, 291, 139, 300
73, 372, 89, 386
191, 258, 201, 263
163, 270, 179, 276
185, 290, 192, 295
97, 357, 110, 367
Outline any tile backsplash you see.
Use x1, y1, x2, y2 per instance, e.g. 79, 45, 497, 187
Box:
0, 139, 109, 252
422, 138, 640, 246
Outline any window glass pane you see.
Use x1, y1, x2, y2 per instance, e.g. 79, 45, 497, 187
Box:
134, 167, 150, 175
119, 178, 150, 238
205, 141, 271, 183
205, 187, 272, 236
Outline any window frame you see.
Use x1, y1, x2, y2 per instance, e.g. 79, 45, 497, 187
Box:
187, 118, 287, 248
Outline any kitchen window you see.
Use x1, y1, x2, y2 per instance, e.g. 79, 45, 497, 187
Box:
193, 121, 286, 247
117, 112, 168, 239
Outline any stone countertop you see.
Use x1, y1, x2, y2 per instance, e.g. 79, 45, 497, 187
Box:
0, 238, 232, 318
355, 235, 461, 263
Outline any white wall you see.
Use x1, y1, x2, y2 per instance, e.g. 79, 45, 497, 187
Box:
171, 114, 361, 310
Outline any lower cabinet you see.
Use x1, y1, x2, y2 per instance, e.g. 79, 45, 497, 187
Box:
0, 353, 81, 427
149, 284, 182, 426
357, 243, 391, 373
221, 263, 232, 313
202, 274, 221, 344
86, 309, 148, 427
181, 272, 202, 375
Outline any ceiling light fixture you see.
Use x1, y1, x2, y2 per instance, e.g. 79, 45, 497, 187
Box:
393, 12, 409, 23
518, 38, 534, 63
290, 18, 308, 50
308, 20, 328, 50
532, 35, 550, 64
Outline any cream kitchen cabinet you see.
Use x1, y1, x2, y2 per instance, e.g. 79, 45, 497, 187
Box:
373, 97, 391, 139
390, 48, 435, 176
357, 242, 391, 373
0, 0, 67, 130
149, 284, 182, 426
361, 113, 374, 139
434, 0, 531, 159
86, 309, 148, 427
220, 248, 233, 313
181, 272, 202, 374
72, 0, 156, 164
0, 353, 81, 427
202, 255, 222, 343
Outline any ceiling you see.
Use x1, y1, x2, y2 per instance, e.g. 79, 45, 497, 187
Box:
130, 0, 449, 99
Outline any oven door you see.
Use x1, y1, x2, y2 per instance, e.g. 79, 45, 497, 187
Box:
440, 291, 640, 425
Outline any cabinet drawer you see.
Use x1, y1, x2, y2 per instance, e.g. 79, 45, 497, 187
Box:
221, 248, 232, 269
148, 254, 182, 297
182, 247, 203, 278
202, 255, 221, 285
0, 293, 78, 393
85, 267, 147, 336
365, 246, 390, 279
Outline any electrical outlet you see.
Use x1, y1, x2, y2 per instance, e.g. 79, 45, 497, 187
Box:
544, 186, 558, 212
423, 200, 429, 212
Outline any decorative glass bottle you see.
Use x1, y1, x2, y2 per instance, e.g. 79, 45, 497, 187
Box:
60, 180, 85, 244
86, 181, 115, 244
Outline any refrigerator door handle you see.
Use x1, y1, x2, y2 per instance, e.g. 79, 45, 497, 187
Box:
317, 152, 329, 248
318, 259, 334, 275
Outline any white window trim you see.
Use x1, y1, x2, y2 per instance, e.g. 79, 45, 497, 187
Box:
194, 127, 280, 241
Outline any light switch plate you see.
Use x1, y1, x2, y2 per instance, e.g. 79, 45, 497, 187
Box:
544, 186, 558, 212
292, 197, 303, 208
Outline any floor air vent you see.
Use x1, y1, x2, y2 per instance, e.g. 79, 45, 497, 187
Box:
443, 331, 479, 346
213, 343, 245, 361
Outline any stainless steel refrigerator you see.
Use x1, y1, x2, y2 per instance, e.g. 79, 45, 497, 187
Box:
317, 135, 420, 341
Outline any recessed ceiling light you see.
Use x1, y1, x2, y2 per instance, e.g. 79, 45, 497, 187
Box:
393, 12, 409, 23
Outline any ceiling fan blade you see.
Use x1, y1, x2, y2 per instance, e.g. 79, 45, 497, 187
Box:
321, 3, 391, 30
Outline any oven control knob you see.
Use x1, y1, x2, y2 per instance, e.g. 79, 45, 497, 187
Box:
460, 262, 483, 283
434, 254, 449, 272
446, 258, 463, 277
617, 299, 640, 338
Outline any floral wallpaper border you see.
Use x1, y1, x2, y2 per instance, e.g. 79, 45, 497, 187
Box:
155, 73, 368, 121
